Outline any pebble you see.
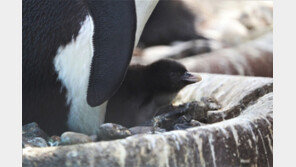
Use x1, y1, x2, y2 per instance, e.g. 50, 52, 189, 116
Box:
97, 123, 131, 141
22, 122, 48, 139
129, 126, 166, 135
23, 137, 48, 148
22, 122, 49, 148
60, 132, 93, 145
173, 120, 205, 130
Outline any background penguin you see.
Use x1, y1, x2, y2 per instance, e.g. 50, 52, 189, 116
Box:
22, 0, 159, 135
105, 59, 202, 127
139, 0, 206, 47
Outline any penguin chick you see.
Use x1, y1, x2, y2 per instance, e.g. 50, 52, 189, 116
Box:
105, 59, 202, 127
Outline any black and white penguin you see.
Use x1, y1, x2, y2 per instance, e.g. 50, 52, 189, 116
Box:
22, 0, 159, 135
105, 59, 202, 127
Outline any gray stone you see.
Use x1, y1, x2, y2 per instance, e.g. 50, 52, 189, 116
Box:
150, 97, 221, 130
174, 73, 273, 123
23, 137, 48, 148
22, 122, 49, 148
173, 120, 205, 130
97, 123, 132, 141
22, 122, 48, 139
60, 132, 93, 146
129, 126, 166, 135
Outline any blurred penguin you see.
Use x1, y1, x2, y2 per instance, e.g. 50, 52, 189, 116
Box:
139, 0, 206, 47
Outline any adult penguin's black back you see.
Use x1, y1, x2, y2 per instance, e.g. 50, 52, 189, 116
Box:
23, 0, 159, 135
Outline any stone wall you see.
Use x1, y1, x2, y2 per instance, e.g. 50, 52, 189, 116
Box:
23, 74, 273, 167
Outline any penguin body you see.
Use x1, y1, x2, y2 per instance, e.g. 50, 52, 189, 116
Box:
105, 59, 202, 127
139, 0, 206, 47
23, 0, 159, 135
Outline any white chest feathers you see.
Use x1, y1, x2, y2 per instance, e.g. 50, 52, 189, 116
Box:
54, 15, 106, 135
134, 0, 159, 46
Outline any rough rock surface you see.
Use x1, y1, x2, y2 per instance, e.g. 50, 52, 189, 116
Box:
23, 74, 273, 167
60, 132, 94, 146
150, 99, 221, 131
22, 122, 49, 148
23, 122, 48, 139
97, 123, 132, 141
129, 126, 166, 135
174, 73, 273, 123
23, 137, 48, 148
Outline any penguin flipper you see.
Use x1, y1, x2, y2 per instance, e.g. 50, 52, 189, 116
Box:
86, 0, 137, 107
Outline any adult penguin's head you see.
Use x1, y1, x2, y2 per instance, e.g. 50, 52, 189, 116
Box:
86, 0, 159, 107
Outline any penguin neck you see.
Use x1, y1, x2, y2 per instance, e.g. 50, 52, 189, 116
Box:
123, 65, 177, 99
124, 65, 178, 110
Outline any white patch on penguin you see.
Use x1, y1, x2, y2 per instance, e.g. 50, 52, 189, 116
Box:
134, 0, 159, 47
54, 15, 106, 135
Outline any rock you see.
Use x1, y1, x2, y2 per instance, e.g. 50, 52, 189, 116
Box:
190, 119, 206, 126
23, 137, 48, 148
201, 97, 222, 111
129, 126, 166, 135
22, 122, 49, 148
97, 123, 132, 141
173, 120, 206, 130
22, 122, 48, 139
60, 132, 93, 146
173, 123, 190, 130
150, 101, 208, 130
174, 73, 272, 123
150, 98, 221, 130
22, 74, 273, 167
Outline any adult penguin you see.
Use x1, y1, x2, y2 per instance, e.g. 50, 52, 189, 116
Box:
22, 0, 159, 135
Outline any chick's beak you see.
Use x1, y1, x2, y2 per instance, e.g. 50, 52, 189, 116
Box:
181, 72, 202, 84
